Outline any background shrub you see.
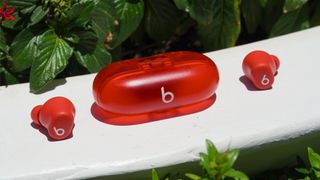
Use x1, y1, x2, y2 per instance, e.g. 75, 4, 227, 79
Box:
0, 0, 319, 92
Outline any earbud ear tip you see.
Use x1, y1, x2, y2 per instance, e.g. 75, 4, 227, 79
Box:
31, 105, 43, 126
271, 55, 280, 70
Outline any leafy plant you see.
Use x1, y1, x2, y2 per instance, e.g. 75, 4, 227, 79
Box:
0, 0, 319, 92
151, 139, 248, 180
0, 0, 141, 92
152, 169, 170, 180
295, 147, 320, 180
186, 139, 248, 180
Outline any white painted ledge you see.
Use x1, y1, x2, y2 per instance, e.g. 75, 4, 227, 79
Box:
1, 26, 320, 180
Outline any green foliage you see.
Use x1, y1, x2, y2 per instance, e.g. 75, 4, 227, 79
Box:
152, 169, 160, 180
29, 30, 73, 91
295, 147, 320, 179
0, 0, 319, 92
152, 139, 248, 180
241, 0, 262, 34
187, 139, 248, 180
270, 0, 310, 37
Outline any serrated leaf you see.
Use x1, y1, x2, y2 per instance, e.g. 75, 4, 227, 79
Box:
196, 0, 241, 51
30, 6, 48, 26
0, 67, 19, 85
30, 30, 73, 92
284, 0, 308, 12
308, 147, 320, 170
145, 0, 181, 42
0, 29, 7, 54
224, 169, 249, 180
241, 0, 262, 33
75, 44, 111, 73
11, 28, 42, 71
270, 4, 310, 37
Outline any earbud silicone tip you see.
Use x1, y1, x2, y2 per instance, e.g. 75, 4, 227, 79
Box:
31, 105, 43, 126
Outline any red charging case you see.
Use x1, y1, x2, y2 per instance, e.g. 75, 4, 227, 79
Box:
92, 51, 219, 125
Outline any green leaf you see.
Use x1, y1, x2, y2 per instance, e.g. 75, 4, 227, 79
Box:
270, 4, 310, 37
30, 6, 48, 26
196, 0, 241, 51
224, 169, 249, 180
5, 0, 37, 11
174, 0, 189, 10
206, 139, 218, 162
0, 67, 19, 85
91, 0, 144, 49
91, 1, 117, 45
304, 176, 311, 180
10, 28, 42, 71
227, 149, 240, 167
111, 0, 144, 47
308, 147, 320, 170
73, 30, 99, 53
75, 44, 111, 73
0, 29, 7, 54
68, 1, 95, 27
295, 167, 311, 175
315, 170, 320, 178
152, 169, 159, 180
241, 0, 262, 33
30, 30, 73, 92
261, 0, 285, 33
199, 152, 211, 170
175, 0, 214, 25
185, 173, 202, 180
145, 0, 181, 42
284, 0, 308, 12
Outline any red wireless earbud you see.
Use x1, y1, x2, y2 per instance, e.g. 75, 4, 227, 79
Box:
242, 50, 280, 90
31, 97, 75, 140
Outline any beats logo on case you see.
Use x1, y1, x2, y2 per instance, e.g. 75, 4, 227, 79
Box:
242, 50, 280, 90
31, 97, 75, 140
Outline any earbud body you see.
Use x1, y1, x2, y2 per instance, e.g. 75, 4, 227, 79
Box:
31, 97, 75, 140
242, 50, 280, 90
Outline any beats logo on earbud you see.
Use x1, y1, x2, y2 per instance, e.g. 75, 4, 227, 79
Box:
242, 50, 280, 90
31, 97, 75, 140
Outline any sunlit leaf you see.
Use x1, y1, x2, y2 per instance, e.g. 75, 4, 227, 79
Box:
30, 30, 73, 92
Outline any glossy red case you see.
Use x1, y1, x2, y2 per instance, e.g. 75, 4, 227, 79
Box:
92, 51, 219, 125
